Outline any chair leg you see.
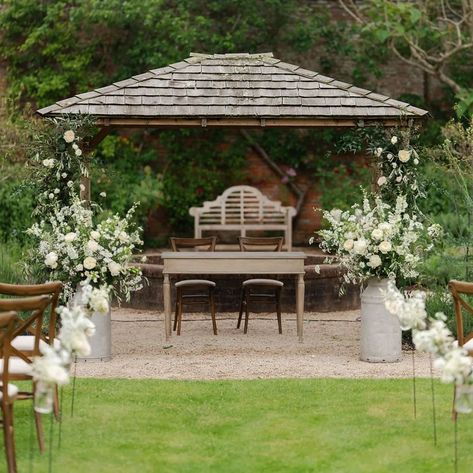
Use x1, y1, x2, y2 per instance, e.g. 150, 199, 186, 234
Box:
209, 288, 217, 335
173, 291, 180, 332
34, 409, 45, 453
244, 289, 250, 334
176, 290, 183, 336
276, 287, 282, 334
2, 403, 17, 473
237, 288, 245, 329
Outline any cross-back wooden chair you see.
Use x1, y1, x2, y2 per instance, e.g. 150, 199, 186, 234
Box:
0, 282, 63, 348
170, 237, 217, 252
448, 280, 473, 355
238, 236, 284, 252
0, 311, 20, 473
237, 236, 284, 334
0, 282, 63, 420
169, 237, 218, 335
0, 295, 52, 453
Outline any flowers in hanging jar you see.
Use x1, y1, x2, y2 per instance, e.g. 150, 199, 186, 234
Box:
384, 282, 473, 413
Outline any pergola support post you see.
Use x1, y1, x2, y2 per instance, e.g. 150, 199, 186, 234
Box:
79, 126, 111, 203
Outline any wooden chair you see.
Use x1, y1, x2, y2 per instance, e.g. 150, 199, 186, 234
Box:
169, 237, 218, 335
0, 282, 63, 420
0, 295, 52, 453
237, 237, 284, 334
0, 311, 20, 473
0, 282, 63, 351
448, 280, 473, 355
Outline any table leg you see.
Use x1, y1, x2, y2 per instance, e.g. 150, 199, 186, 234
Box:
296, 273, 305, 343
163, 273, 172, 341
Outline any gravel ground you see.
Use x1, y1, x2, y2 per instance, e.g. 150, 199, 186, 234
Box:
74, 308, 436, 380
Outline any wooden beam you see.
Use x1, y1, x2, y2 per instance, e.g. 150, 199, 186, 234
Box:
94, 117, 425, 129
84, 126, 111, 152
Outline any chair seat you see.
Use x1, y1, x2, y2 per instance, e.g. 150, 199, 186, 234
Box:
0, 383, 19, 401
243, 279, 284, 287
0, 357, 32, 376
12, 336, 60, 352
175, 279, 216, 288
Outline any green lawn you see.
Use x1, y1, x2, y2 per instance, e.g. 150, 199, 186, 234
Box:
10, 378, 473, 473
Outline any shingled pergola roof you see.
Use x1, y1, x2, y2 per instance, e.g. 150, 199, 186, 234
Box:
37, 52, 428, 128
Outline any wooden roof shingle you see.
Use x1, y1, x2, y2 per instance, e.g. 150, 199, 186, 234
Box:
37, 52, 429, 127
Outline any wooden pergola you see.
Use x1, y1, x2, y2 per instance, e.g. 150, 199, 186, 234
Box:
37, 52, 429, 198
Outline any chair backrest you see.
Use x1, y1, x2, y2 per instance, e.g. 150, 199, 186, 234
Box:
0, 296, 51, 364
448, 280, 473, 349
239, 236, 284, 252
0, 282, 63, 343
170, 237, 217, 252
0, 311, 19, 403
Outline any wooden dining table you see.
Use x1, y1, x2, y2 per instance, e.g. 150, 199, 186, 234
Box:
161, 251, 307, 342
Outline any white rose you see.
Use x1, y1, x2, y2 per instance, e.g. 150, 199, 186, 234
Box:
72, 143, 78, 150
377, 176, 387, 186
398, 149, 411, 163
87, 240, 99, 252
54, 188, 60, 194
90, 230, 100, 240
396, 176, 402, 182
353, 239, 368, 255
371, 229, 383, 240
75, 148, 82, 157
391, 136, 398, 144
64, 232, 77, 243
100, 191, 106, 197
67, 180, 74, 188
367, 254, 382, 269
75, 264, 84, 272
42, 159, 55, 168
414, 158, 419, 165
48, 193, 54, 199
379, 223, 392, 233
343, 239, 354, 251
108, 261, 121, 277
63, 130, 75, 143
378, 240, 392, 254
61, 172, 67, 178
83, 256, 97, 270
375, 147, 383, 157
45, 252, 58, 269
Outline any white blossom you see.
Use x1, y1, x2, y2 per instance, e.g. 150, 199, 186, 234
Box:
63, 130, 75, 143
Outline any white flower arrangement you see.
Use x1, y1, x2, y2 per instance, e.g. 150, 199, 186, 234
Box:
384, 282, 473, 413
318, 193, 442, 285
27, 196, 143, 302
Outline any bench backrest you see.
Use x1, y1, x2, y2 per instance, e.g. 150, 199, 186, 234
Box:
189, 185, 296, 249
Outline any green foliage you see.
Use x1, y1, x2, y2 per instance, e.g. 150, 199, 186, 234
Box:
0, 0, 324, 110
0, 240, 30, 284
316, 157, 371, 212
157, 129, 248, 233
0, 172, 34, 243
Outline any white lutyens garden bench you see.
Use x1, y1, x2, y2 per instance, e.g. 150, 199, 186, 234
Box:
189, 185, 297, 250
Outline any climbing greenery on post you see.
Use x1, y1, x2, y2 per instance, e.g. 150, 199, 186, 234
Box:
28, 114, 96, 217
